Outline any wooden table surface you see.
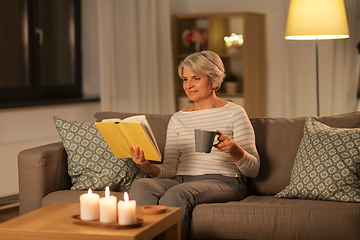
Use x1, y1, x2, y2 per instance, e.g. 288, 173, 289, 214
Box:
0, 202, 181, 240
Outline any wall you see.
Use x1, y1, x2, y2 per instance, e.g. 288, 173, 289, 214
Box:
0, 103, 100, 198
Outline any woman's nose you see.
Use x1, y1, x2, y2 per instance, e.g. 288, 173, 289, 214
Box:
186, 79, 193, 88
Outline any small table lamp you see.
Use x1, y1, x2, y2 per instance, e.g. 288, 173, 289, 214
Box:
285, 0, 349, 116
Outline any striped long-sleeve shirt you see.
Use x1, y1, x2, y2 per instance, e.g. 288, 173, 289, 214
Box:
156, 102, 260, 179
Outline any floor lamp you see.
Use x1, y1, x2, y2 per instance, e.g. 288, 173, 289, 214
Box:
285, 0, 349, 116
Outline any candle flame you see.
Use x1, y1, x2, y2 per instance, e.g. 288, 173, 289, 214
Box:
105, 186, 110, 198
88, 188, 92, 195
124, 192, 129, 202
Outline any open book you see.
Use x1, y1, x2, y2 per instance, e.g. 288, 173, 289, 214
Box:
95, 115, 161, 162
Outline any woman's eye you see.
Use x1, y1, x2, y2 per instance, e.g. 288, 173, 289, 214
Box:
182, 78, 187, 81
195, 77, 200, 80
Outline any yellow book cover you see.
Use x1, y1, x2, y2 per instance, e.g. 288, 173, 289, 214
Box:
95, 115, 161, 162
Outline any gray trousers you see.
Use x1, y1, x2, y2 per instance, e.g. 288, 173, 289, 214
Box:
129, 174, 246, 240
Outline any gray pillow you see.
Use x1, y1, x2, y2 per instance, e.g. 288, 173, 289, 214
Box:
53, 116, 148, 191
275, 118, 360, 203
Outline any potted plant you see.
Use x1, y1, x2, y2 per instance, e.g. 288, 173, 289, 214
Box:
224, 72, 238, 94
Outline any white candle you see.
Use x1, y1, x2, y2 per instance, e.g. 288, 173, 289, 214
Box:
80, 189, 100, 220
99, 186, 117, 223
118, 192, 136, 225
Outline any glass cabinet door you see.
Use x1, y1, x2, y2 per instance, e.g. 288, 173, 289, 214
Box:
33, 0, 76, 87
0, 0, 29, 88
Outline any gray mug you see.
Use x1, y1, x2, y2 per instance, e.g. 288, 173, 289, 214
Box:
194, 129, 221, 153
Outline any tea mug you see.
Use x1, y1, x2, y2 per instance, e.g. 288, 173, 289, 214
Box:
194, 129, 221, 153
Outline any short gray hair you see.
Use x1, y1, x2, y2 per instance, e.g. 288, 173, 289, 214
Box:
178, 50, 226, 90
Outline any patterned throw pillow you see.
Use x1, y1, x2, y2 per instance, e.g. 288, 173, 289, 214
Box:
275, 118, 360, 203
53, 116, 148, 191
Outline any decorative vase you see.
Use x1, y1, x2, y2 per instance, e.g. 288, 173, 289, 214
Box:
224, 81, 238, 94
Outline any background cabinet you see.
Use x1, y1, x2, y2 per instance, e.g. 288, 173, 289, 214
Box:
172, 12, 267, 117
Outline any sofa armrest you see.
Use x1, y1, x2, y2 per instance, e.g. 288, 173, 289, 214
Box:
18, 141, 71, 215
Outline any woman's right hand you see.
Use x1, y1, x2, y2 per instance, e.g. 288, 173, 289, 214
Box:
129, 145, 152, 174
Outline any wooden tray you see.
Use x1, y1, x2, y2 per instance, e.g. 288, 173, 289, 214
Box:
141, 205, 167, 214
72, 215, 143, 229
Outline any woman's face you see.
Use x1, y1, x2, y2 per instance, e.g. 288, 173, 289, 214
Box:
182, 67, 214, 103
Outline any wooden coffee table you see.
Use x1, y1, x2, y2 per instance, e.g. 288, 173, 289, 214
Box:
0, 202, 181, 240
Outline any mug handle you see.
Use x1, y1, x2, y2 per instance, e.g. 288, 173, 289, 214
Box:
213, 132, 222, 147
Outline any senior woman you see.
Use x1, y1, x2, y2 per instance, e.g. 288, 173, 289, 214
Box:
129, 50, 260, 240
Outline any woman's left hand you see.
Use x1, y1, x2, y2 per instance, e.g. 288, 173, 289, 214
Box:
215, 130, 237, 153
215, 130, 244, 162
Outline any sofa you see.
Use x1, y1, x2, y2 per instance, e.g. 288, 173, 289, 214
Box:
18, 110, 360, 240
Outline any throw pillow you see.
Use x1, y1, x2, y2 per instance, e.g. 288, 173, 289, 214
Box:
53, 116, 148, 192
275, 118, 360, 203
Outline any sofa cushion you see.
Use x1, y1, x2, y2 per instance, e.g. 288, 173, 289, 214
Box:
53, 116, 148, 192
275, 118, 360, 202
248, 111, 360, 196
191, 195, 360, 240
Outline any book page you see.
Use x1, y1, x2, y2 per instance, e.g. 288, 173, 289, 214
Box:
101, 118, 122, 123
122, 115, 160, 154
117, 122, 161, 161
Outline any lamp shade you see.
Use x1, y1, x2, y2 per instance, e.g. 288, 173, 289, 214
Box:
285, 0, 349, 40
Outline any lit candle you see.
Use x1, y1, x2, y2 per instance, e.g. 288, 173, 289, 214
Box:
80, 189, 100, 220
118, 192, 136, 225
99, 186, 117, 223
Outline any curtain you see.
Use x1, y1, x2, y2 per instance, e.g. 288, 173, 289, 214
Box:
328, 0, 360, 114
97, 0, 175, 114
283, 0, 360, 117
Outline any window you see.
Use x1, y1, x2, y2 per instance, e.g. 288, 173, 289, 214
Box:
0, 0, 82, 107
